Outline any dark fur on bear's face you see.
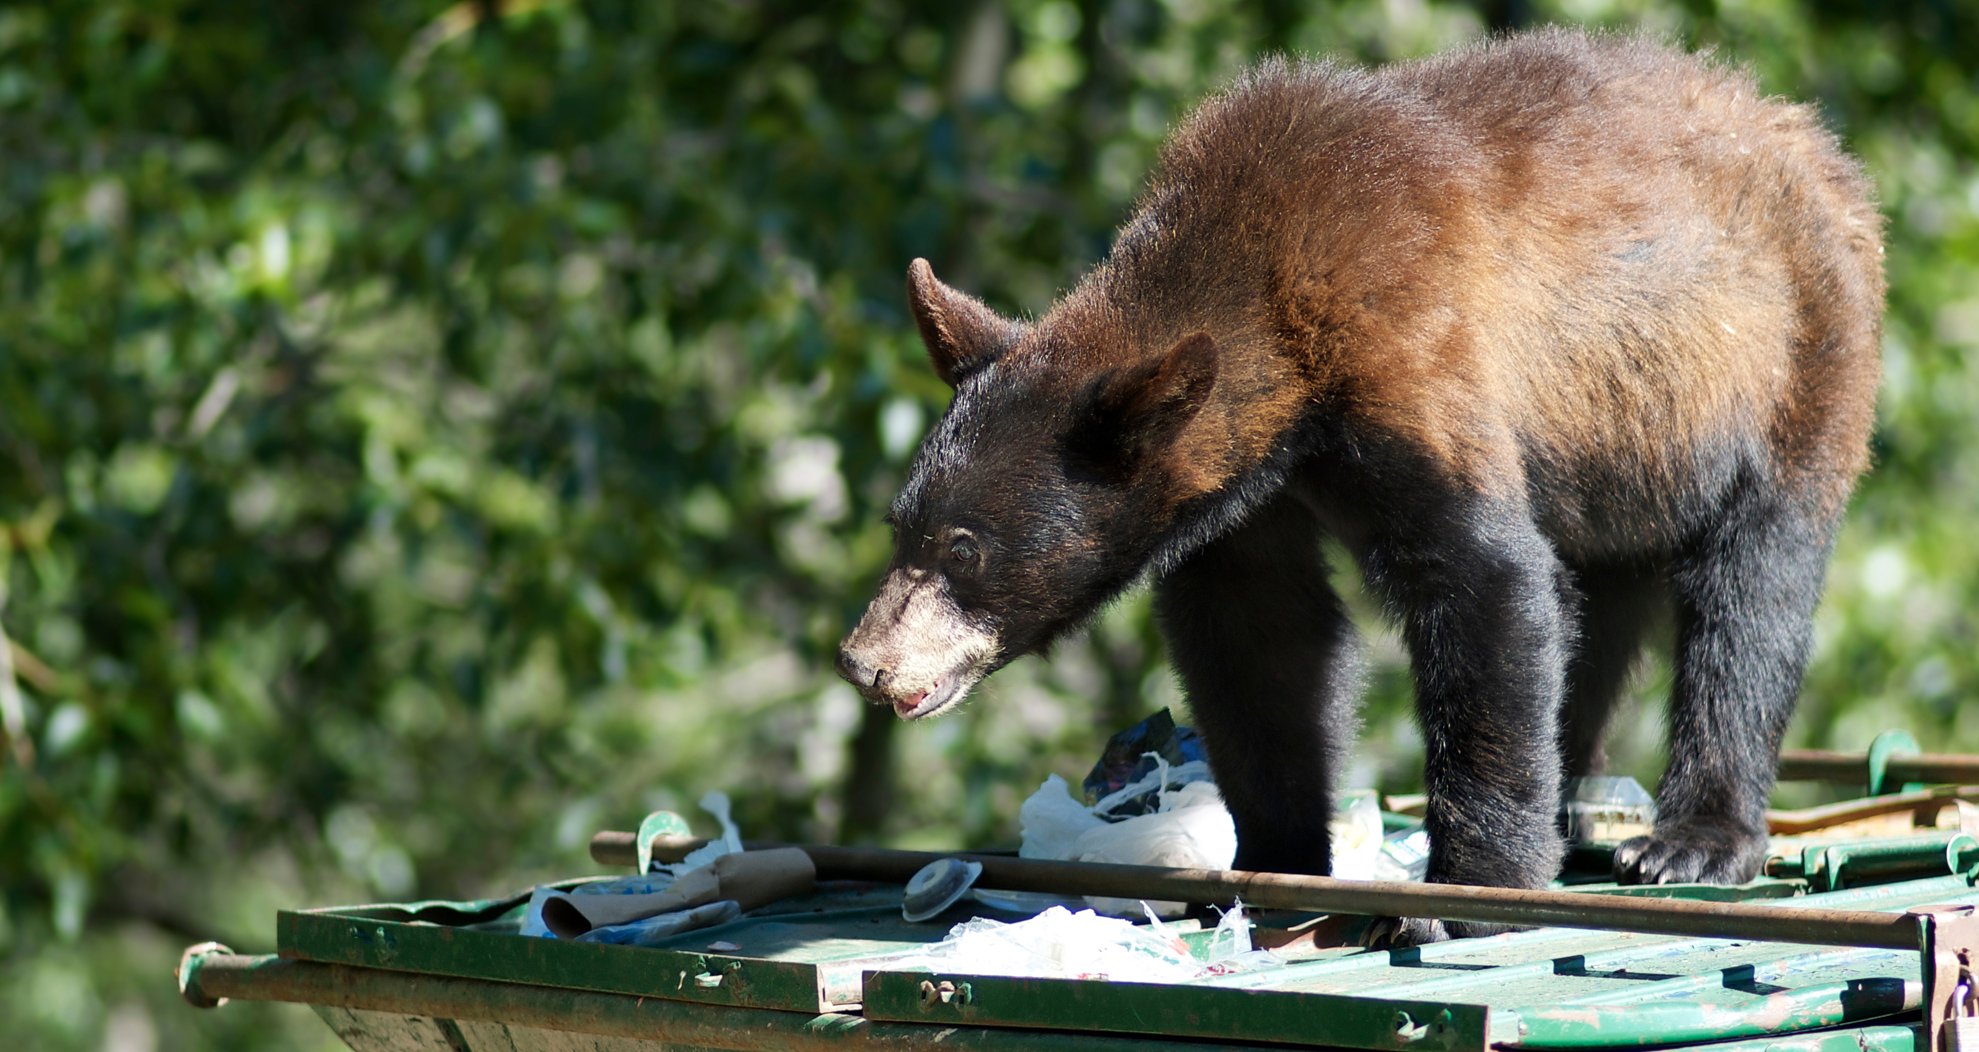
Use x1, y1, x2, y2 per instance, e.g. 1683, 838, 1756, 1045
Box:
839, 28, 1883, 942
839, 297, 1224, 719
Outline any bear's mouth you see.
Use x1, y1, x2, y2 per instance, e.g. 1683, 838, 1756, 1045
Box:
892, 670, 973, 720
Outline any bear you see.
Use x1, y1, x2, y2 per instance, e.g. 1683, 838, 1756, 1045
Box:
836, 28, 1883, 943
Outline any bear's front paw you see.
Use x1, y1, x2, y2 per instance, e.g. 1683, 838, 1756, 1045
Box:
1360, 915, 1451, 948
1613, 820, 1766, 885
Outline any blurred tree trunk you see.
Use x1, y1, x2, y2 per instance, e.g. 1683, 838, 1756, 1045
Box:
840, 702, 897, 844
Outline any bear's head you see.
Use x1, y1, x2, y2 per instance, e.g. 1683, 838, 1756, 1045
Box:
836, 259, 1218, 720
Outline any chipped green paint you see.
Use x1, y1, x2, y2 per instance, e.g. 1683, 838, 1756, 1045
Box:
279, 907, 844, 1013
202, 954, 1305, 1052
1501, 977, 1918, 1048
1660, 1022, 1919, 1052
859, 968, 1501, 1050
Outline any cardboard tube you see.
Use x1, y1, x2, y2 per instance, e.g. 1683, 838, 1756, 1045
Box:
543, 848, 816, 939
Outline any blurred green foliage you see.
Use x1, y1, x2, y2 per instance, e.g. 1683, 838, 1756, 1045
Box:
2, 0, 1976, 1048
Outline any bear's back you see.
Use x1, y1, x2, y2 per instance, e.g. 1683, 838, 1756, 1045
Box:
1114, 31, 1882, 544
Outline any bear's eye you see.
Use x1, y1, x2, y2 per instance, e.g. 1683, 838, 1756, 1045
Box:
948, 537, 978, 564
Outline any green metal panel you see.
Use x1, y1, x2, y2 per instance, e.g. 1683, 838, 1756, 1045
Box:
861, 968, 1501, 1050
279, 884, 1011, 1013
856, 879, 1979, 1047
207, 833, 1979, 1051
280, 908, 839, 1013
193, 953, 1314, 1052
1501, 976, 1917, 1048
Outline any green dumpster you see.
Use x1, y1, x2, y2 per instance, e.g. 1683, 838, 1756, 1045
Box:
177, 739, 1979, 1052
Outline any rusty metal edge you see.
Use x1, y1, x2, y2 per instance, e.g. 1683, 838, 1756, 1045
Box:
587, 839, 1928, 951
1654, 1023, 1919, 1052
1779, 751, 1979, 787
182, 951, 1323, 1052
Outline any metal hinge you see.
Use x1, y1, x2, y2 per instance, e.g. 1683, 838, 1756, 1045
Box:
1913, 905, 1979, 1052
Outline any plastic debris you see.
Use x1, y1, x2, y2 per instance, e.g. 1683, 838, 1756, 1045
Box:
675, 790, 745, 870
1194, 900, 1280, 975
969, 888, 1093, 914
1329, 791, 1385, 881
877, 900, 1280, 983
1376, 825, 1432, 882
880, 905, 1205, 983
1022, 715, 1429, 913
1083, 709, 1209, 813
573, 900, 742, 947
1018, 771, 1235, 916
1560, 776, 1656, 843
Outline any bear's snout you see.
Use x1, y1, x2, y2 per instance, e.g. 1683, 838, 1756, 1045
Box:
835, 646, 885, 696
838, 568, 1000, 720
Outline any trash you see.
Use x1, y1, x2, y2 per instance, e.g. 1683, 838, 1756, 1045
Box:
1197, 900, 1280, 974
1560, 776, 1656, 843
1019, 773, 1109, 859
877, 900, 1284, 983
1023, 712, 1432, 913
1076, 780, 1237, 870
902, 858, 984, 922
676, 790, 744, 871
519, 871, 678, 938
1375, 825, 1431, 882
1093, 756, 1219, 819
1083, 709, 1210, 813
541, 847, 816, 940
1017, 772, 1235, 916
880, 905, 1206, 983
969, 888, 1093, 914
572, 900, 742, 947
1328, 791, 1385, 880
524, 793, 812, 943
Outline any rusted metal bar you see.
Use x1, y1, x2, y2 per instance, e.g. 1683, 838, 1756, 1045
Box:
589, 833, 1925, 950
1768, 786, 1979, 835
1779, 750, 1979, 786
178, 951, 1294, 1052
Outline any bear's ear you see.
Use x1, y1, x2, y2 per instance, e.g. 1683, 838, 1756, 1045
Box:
908, 258, 1016, 387
1069, 331, 1219, 479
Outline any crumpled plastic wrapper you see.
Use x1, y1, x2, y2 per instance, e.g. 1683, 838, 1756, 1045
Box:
874, 901, 1275, 983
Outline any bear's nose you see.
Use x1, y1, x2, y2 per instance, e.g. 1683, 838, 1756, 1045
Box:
835, 648, 887, 694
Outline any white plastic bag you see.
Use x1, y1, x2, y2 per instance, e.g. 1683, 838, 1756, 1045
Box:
1328, 791, 1384, 881
676, 790, 744, 870
1018, 770, 1236, 916
1018, 774, 1109, 859
1017, 766, 1418, 914
881, 905, 1205, 983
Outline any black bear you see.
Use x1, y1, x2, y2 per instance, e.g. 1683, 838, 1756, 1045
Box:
837, 28, 1883, 942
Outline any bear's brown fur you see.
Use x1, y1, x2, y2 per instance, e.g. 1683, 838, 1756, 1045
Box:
840, 28, 1883, 944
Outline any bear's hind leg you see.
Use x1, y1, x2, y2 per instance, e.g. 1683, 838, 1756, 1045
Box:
1154, 495, 1361, 878
1613, 485, 1837, 885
